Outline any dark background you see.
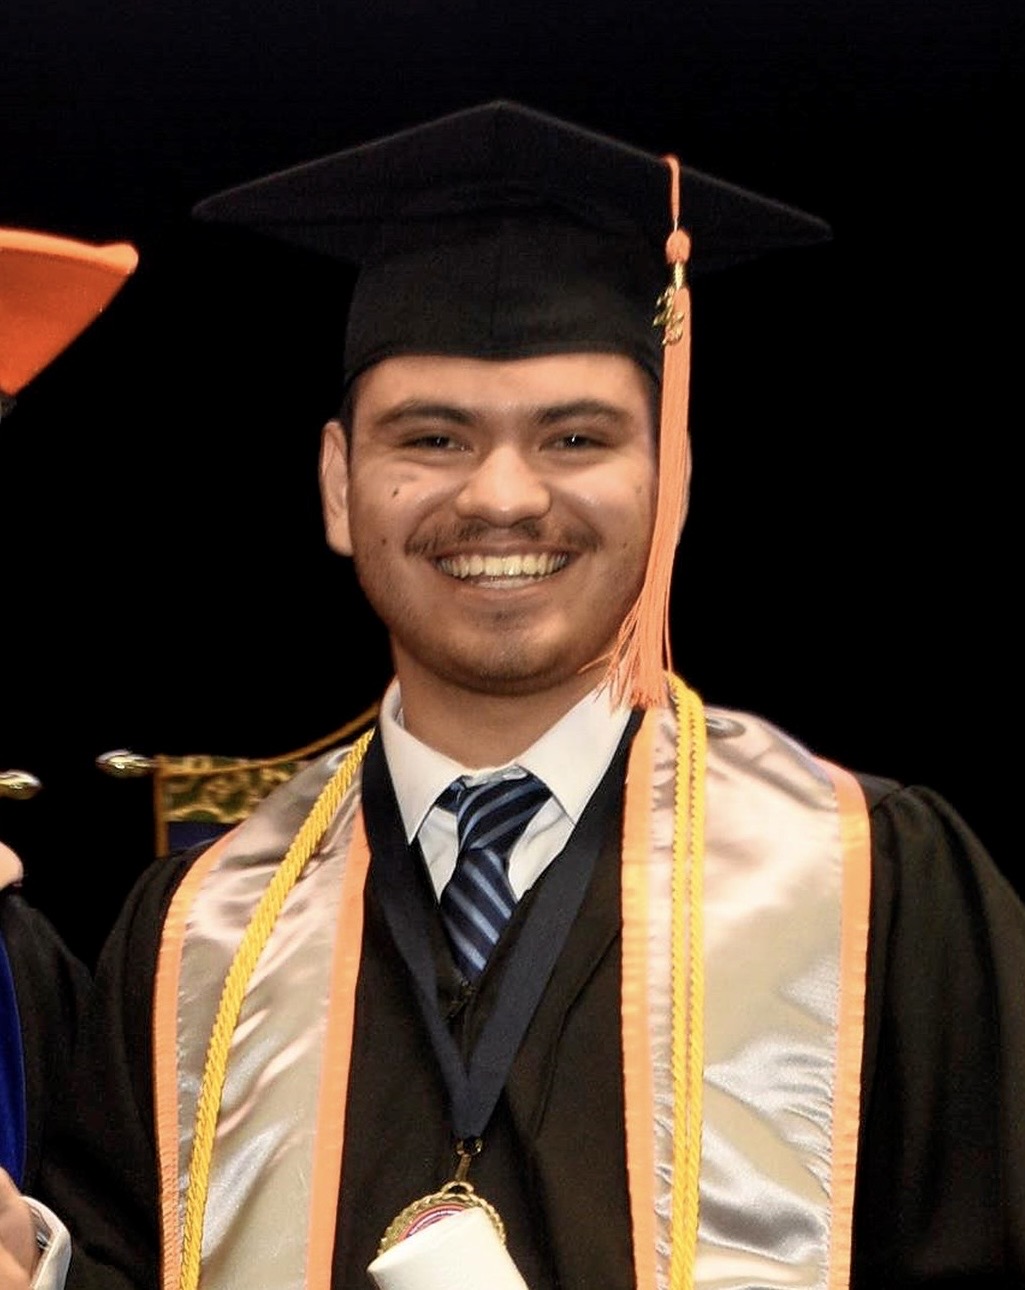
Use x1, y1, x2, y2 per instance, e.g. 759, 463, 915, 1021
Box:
1, 0, 1020, 968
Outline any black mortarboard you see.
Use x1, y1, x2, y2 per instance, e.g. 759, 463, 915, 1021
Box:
192, 100, 830, 388
193, 101, 830, 708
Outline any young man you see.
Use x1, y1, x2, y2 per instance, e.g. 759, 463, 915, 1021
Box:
1, 224, 137, 1284
6, 102, 1023, 1289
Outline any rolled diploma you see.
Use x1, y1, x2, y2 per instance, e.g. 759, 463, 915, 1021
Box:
367, 1206, 529, 1290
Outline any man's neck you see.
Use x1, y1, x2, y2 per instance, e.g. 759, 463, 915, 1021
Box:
394, 666, 608, 768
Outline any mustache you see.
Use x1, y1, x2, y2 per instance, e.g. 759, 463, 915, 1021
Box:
408, 519, 598, 557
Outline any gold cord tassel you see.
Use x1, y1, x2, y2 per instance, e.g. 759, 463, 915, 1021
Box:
606, 155, 693, 710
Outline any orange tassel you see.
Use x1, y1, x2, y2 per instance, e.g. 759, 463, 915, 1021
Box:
605, 155, 693, 709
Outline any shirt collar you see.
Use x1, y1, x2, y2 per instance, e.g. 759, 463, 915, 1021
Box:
377, 679, 632, 843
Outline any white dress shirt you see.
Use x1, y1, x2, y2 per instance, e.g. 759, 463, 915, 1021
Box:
377, 679, 632, 899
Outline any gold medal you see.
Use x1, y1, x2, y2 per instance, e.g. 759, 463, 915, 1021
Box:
377, 1179, 506, 1253
377, 1137, 506, 1255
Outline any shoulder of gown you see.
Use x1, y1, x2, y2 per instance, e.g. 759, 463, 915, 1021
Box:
853, 774, 1025, 1286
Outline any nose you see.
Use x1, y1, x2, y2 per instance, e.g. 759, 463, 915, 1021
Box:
453, 444, 551, 526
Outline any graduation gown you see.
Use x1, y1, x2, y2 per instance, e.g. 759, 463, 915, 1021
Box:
38, 727, 1025, 1290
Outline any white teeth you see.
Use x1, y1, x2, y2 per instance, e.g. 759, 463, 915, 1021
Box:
437, 552, 568, 580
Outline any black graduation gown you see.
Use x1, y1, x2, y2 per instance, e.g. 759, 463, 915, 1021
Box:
38, 735, 1025, 1289
0, 892, 91, 1193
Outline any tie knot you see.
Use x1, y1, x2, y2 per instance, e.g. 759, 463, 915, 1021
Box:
439, 772, 550, 858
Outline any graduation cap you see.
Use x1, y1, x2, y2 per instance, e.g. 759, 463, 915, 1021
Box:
194, 100, 830, 707
0, 227, 138, 416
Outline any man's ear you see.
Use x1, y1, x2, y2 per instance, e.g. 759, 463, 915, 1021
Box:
319, 418, 353, 556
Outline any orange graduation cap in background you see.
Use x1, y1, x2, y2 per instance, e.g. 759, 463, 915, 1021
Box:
0, 226, 138, 400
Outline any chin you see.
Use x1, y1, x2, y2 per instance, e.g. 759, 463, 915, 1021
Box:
432, 640, 608, 699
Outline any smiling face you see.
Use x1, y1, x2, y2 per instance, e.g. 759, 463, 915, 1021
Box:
320, 351, 660, 723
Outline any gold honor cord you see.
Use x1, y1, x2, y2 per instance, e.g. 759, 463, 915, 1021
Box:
668, 673, 706, 1288
179, 730, 374, 1290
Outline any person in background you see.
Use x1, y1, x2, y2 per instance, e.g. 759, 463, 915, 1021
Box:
4, 102, 1023, 1289
0, 226, 137, 1285
1, 841, 88, 1280
0, 227, 138, 424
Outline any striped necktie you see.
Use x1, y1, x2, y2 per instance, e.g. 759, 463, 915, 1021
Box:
437, 772, 550, 981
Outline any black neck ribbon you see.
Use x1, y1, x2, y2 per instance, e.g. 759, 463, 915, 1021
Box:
363, 721, 636, 1141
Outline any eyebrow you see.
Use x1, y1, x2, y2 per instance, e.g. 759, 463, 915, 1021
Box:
373, 397, 629, 427
534, 399, 628, 424
374, 400, 474, 426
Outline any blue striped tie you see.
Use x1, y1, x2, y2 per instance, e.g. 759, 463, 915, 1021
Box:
437, 772, 550, 981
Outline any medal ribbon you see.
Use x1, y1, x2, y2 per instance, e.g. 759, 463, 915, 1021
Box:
364, 721, 638, 1138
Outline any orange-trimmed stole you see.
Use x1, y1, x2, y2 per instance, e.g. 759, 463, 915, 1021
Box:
153, 700, 871, 1290
621, 698, 871, 1289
